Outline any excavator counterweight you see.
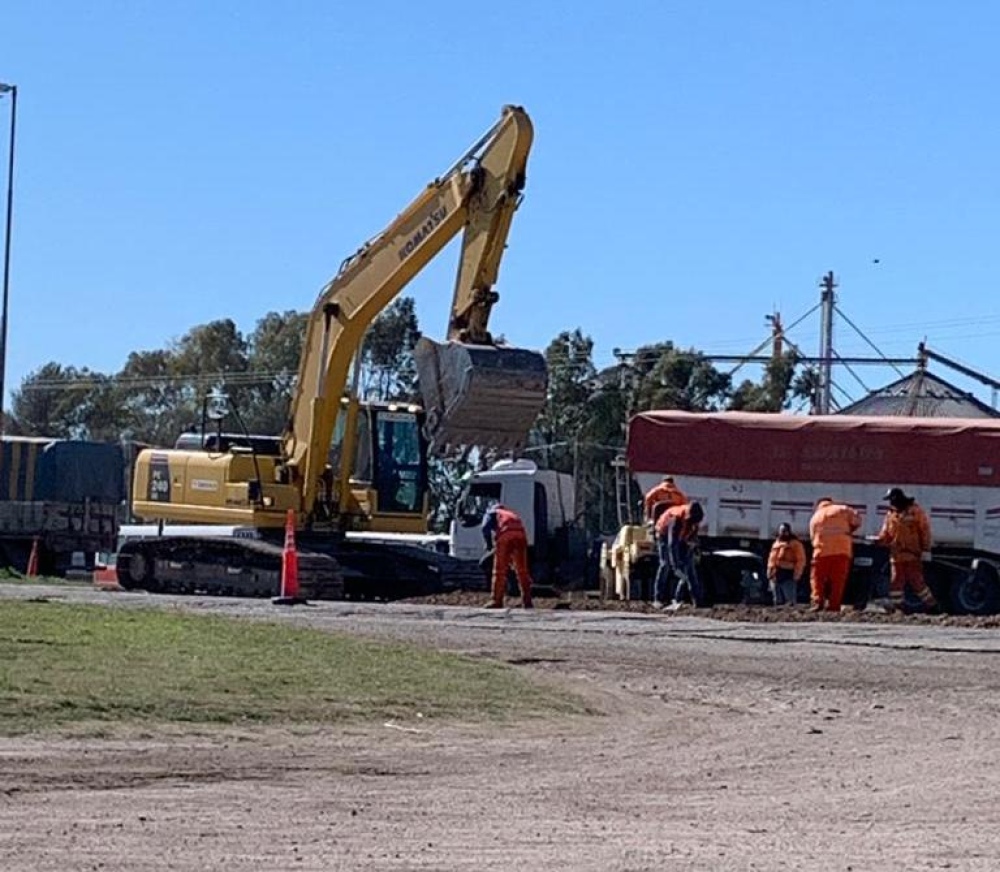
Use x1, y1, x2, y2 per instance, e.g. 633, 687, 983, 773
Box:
415, 338, 547, 452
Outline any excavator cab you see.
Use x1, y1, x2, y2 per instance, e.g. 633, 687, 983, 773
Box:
415, 338, 547, 453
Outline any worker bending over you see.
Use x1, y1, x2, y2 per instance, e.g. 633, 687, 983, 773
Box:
657, 500, 705, 610
808, 498, 862, 612
482, 502, 534, 609
872, 487, 938, 614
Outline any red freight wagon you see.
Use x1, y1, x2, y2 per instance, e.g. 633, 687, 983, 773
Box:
602, 412, 1000, 615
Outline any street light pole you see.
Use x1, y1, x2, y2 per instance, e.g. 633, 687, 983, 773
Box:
0, 83, 16, 435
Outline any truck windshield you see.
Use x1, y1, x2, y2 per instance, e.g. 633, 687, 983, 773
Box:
458, 482, 503, 526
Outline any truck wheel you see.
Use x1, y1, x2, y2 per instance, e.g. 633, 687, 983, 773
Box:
950, 562, 1000, 616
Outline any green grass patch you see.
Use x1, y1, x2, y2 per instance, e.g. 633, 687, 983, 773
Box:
0, 602, 586, 735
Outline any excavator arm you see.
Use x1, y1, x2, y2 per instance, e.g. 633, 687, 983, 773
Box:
445, 123, 527, 344
282, 105, 546, 517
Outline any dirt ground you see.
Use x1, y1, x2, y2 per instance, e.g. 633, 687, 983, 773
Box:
3, 583, 1000, 871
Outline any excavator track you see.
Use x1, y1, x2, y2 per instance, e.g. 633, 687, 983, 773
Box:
116, 536, 344, 600
114, 533, 467, 602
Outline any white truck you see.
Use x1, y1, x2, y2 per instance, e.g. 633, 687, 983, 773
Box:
603, 410, 1000, 614
450, 459, 590, 590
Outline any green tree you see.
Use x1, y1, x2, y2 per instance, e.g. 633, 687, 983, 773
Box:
528, 330, 629, 535
792, 365, 823, 413
534, 330, 597, 471
78, 374, 129, 442
244, 310, 308, 434
426, 449, 479, 533
630, 342, 732, 412
115, 349, 192, 447
9, 363, 99, 437
729, 351, 799, 412
173, 319, 251, 417
360, 297, 421, 402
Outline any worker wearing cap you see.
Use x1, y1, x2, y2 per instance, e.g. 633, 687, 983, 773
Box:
808, 498, 862, 612
767, 522, 807, 606
481, 502, 534, 609
871, 487, 938, 613
643, 476, 688, 525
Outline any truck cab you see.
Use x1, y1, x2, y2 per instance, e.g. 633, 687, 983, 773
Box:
450, 459, 586, 586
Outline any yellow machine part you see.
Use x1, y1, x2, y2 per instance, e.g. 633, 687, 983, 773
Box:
414, 338, 547, 453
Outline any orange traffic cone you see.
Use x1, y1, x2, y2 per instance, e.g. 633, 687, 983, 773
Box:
26, 538, 40, 578
272, 509, 307, 606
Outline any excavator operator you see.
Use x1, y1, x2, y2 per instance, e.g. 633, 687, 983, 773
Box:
481, 501, 534, 610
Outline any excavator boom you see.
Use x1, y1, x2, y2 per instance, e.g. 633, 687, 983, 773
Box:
284, 105, 546, 513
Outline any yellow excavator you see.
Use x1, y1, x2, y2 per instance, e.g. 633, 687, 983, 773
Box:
117, 105, 546, 599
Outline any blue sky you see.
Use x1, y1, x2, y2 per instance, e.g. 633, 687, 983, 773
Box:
3, 1, 1000, 411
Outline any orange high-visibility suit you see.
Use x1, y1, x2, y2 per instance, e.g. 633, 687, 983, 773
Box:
643, 478, 688, 523
482, 504, 533, 608
876, 501, 937, 610
808, 500, 862, 612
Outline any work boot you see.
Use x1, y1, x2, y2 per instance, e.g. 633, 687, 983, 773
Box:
484, 600, 505, 609
808, 603, 822, 613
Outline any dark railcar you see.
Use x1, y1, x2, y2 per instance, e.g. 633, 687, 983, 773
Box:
0, 437, 125, 575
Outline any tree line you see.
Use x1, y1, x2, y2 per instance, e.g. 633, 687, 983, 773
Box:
7, 298, 813, 535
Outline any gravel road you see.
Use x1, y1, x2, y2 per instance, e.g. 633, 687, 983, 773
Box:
2, 582, 999, 871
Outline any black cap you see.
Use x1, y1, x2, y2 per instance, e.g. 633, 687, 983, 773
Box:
884, 487, 908, 502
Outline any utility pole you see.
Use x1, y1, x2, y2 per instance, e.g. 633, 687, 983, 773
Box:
765, 311, 784, 361
817, 271, 837, 414
0, 82, 17, 434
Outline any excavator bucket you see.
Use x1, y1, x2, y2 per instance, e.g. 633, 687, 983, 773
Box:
415, 338, 548, 453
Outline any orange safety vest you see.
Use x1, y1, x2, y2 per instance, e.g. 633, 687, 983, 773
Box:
877, 503, 931, 563
809, 502, 861, 558
768, 538, 807, 579
495, 507, 526, 538
644, 481, 687, 520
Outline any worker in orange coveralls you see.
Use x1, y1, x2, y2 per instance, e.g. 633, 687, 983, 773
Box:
643, 475, 688, 524
481, 502, 533, 609
808, 498, 862, 612
870, 487, 939, 614
767, 522, 807, 606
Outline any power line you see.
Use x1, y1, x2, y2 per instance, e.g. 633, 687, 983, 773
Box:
833, 304, 907, 378
20, 370, 298, 393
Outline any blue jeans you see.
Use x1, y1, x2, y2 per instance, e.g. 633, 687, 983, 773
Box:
653, 534, 674, 602
672, 552, 704, 607
771, 567, 798, 605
